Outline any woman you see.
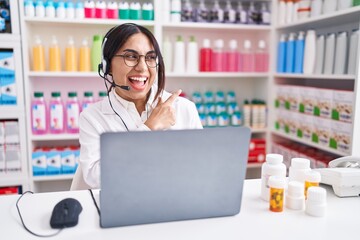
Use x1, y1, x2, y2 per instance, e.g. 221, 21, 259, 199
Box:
73, 23, 202, 189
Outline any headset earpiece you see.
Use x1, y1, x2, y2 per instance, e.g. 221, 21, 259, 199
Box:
101, 57, 109, 75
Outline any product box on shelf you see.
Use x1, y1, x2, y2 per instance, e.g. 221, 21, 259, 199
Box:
0, 121, 4, 145
287, 86, 300, 112
61, 148, 76, 174
0, 50, 16, 105
275, 85, 287, 110
314, 88, 333, 119
331, 90, 354, 123
298, 114, 313, 141
32, 149, 47, 176
299, 86, 316, 115
312, 117, 331, 147
0, 145, 5, 174
4, 144, 21, 172
46, 148, 61, 175
248, 138, 266, 163
330, 120, 352, 154
4, 121, 19, 144
287, 111, 298, 137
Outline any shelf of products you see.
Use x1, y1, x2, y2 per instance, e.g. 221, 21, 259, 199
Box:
273, 73, 356, 80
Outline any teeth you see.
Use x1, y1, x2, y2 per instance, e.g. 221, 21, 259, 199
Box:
129, 77, 147, 82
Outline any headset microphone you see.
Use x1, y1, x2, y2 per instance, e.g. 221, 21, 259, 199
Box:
111, 82, 131, 91
98, 63, 131, 91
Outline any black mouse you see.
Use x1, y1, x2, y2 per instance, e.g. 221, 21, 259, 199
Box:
50, 198, 83, 229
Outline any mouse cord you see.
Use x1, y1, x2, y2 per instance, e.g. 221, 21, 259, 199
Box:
16, 191, 63, 237
88, 189, 100, 216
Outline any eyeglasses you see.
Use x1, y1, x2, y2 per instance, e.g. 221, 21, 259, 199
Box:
114, 52, 158, 68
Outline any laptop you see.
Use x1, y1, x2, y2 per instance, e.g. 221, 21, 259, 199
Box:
99, 127, 251, 228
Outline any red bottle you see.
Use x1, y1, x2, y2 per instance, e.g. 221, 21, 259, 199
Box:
199, 39, 213, 72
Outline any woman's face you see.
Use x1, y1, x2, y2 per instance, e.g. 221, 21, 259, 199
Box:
110, 33, 157, 104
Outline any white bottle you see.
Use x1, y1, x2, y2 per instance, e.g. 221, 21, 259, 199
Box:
311, 0, 323, 18
288, 158, 311, 183
323, 33, 336, 74
261, 2, 271, 25
333, 32, 348, 75
286, 0, 294, 24
347, 30, 359, 75
186, 36, 199, 73
56, 1, 66, 18
75, 1, 85, 18
261, 154, 287, 202
66, 1, 76, 19
35, 0, 45, 17
170, 0, 182, 22
163, 36, 173, 73
338, 0, 352, 10
292, 0, 299, 22
162, 0, 170, 22
45, 1, 56, 18
286, 181, 305, 210
24, 0, 35, 17
303, 30, 316, 74
173, 35, 185, 73
278, 0, 286, 25
322, 0, 337, 14
305, 187, 327, 217
314, 34, 325, 74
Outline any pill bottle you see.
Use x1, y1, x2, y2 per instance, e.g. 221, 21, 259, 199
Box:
268, 175, 286, 212
286, 181, 305, 210
305, 186, 327, 217
304, 170, 321, 199
288, 157, 311, 183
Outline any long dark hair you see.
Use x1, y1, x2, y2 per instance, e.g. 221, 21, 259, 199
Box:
102, 23, 165, 101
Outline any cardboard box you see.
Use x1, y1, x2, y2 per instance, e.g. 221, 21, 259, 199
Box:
32, 149, 47, 176
299, 87, 316, 115
5, 144, 21, 172
332, 90, 353, 123
0, 146, 5, 174
312, 118, 331, 147
61, 149, 76, 174
314, 88, 333, 119
4, 121, 19, 144
330, 121, 352, 154
46, 149, 61, 175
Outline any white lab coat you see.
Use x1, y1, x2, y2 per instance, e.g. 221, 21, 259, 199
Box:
78, 86, 203, 188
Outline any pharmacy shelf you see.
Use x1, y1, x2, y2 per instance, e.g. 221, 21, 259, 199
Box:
276, 6, 360, 31
23, 17, 155, 27
0, 106, 25, 119
0, 34, 21, 42
162, 22, 271, 31
33, 174, 74, 182
0, 175, 27, 188
273, 73, 356, 80
28, 71, 98, 78
271, 130, 346, 156
167, 72, 269, 78
31, 134, 79, 141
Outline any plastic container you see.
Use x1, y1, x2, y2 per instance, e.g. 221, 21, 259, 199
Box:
268, 176, 286, 212
49, 92, 64, 134
199, 39, 213, 72
31, 92, 47, 134
75, 1, 85, 18
66, 92, 80, 133
247, 2, 258, 24
255, 40, 269, 72
288, 157, 311, 183
261, 2, 271, 25
35, 0, 45, 17
261, 153, 287, 201
56, 1, 66, 18
224, 0, 236, 23
163, 36, 172, 73
84, 0, 95, 18
226, 40, 239, 72
311, 0, 323, 18
347, 30, 359, 75
142, 2, 154, 20
65, 36, 77, 72
304, 170, 321, 199
323, 0, 337, 14
107, 1, 118, 19
194, 0, 209, 22
173, 35, 185, 73
91, 35, 103, 72
285, 32, 296, 73
334, 31, 348, 74
323, 33, 336, 74
181, 0, 193, 22
186, 36, 199, 73
303, 30, 316, 74
243, 100, 251, 127
286, 0, 293, 24
49, 36, 62, 71
211, 0, 224, 23
24, 0, 35, 17
118, 2, 130, 19
79, 38, 91, 72
294, 31, 305, 73
305, 187, 327, 217
129, 2, 141, 20
81, 91, 94, 111
66, 0, 75, 19
45, 0, 56, 18
236, 2, 248, 24
278, 0, 286, 25
95, 0, 106, 19
32, 35, 45, 71
241, 40, 254, 72
277, 34, 287, 73
286, 181, 305, 210
212, 39, 225, 72
314, 34, 325, 74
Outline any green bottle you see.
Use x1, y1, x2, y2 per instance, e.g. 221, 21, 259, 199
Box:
354, 0, 360, 6
91, 35, 103, 72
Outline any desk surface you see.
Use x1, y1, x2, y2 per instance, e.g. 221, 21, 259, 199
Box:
1, 179, 359, 240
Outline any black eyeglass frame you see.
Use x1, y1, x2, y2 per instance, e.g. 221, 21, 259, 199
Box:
113, 52, 159, 68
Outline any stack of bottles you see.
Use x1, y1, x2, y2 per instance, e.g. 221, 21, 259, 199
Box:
31, 91, 107, 135
277, 29, 359, 75
0, 0, 10, 33
163, 36, 269, 73
242, 99, 267, 129
278, 0, 358, 25
31, 34, 105, 72
32, 145, 80, 176
192, 90, 242, 127
0, 121, 21, 173
0, 50, 16, 105
168, 0, 271, 25
24, 0, 154, 20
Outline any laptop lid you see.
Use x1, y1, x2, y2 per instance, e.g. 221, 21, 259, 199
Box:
100, 127, 251, 228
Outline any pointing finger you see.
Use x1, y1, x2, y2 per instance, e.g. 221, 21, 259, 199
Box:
164, 89, 182, 105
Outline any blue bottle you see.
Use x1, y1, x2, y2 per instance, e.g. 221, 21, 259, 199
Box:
294, 31, 305, 73
277, 34, 287, 73
285, 32, 296, 73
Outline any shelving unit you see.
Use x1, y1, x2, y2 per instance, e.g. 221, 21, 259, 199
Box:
0, 0, 28, 191
270, 3, 360, 157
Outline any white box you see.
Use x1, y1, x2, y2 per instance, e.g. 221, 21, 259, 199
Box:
332, 90, 354, 123
4, 121, 19, 144
315, 88, 333, 119
5, 144, 21, 172
330, 121, 352, 154
0, 122, 4, 145
32, 149, 47, 176
312, 117, 331, 147
288, 86, 300, 112
298, 114, 314, 141
299, 87, 316, 115
46, 149, 61, 175
0, 146, 5, 174
288, 112, 298, 137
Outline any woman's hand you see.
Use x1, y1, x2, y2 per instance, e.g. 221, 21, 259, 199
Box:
145, 89, 182, 130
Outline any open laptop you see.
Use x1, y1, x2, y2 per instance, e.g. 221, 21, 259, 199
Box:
99, 127, 251, 228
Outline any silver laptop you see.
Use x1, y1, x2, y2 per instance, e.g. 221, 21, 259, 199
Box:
99, 127, 251, 228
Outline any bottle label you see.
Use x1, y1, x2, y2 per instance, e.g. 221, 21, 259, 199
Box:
32, 104, 46, 131
50, 104, 64, 130
67, 103, 80, 129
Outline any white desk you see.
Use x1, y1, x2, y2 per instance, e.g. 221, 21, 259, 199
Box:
1, 179, 359, 240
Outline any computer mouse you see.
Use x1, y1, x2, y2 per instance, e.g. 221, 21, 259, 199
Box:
50, 198, 83, 229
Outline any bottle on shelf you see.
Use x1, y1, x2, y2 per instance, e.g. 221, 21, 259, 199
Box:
56, 1, 66, 18
322, 0, 337, 14
260, 2, 271, 25
32, 35, 45, 71
292, 0, 299, 23
278, 0, 286, 25
49, 35, 62, 71
81, 91, 94, 112
35, 0, 45, 18
286, 0, 294, 24
243, 99, 251, 127
173, 35, 185, 73
240, 40, 254, 72
118, 1, 130, 19
162, 0, 170, 22
194, 0, 209, 22
224, 0, 236, 24
98, 91, 107, 102
302, 29, 316, 73
65, 36, 77, 72
236, 1, 248, 24
49, 92, 64, 134
66, 0, 75, 19
323, 33, 336, 74
142, 2, 154, 21
285, 32, 296, 73
163, 36, 172, 73
333, 31, 348, 74
75, 1, 85, 19
186, 36, 199, 73
129, 2, 141, 20
91, 34, 103, 72
311, 0, 323, 18
347, 29, 359, 75
84, 0, 95, 18
294, 31, 305, 73
314, 34, 325, 74
255, 40, 269, 73
107, 1, 118, 19
79, 38, 91, 72
31, 92, 47, 134
210, 0, 224, 23
95, 0, 106, 19
226, 39, 239, 72
212, 39, 225, 72
24, 0, 35, 17
247, 2, 258, 25
170, 0, 182, 22
199, 38, 212, 72
45, 0, 56, 18
66, 92, 80, 133
181, 0, 193, 22
277, 34, 287, 73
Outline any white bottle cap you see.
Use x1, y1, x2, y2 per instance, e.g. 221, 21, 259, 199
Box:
244, 40, 251, 49
215, 39, 224, 48
288, 32, 296, 41
266, 153, 284, 164
306, 187, 327, 217
68, 36, 75, 46
258, 40, 266, 49
286, 181, 305, 210
229, 39, 238, 49
203, 39, 210, 48
268, 175, 286, 189
298, 31, 305, 40
305, 170, 321, 183
291, 158, 310, 169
